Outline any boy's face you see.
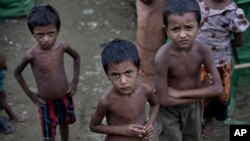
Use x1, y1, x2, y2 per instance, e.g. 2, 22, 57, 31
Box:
33, 25, 58, 50
107, 60, 139, 95
165, 13, 200, 49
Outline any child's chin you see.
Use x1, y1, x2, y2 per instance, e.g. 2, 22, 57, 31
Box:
119, 91, 132, 95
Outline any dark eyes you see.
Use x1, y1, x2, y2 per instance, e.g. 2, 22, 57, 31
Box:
186, 26, 193, 30
36, 33, 44, 38
170, 26, 194, 32
48, 32, 56, 36
125, 70, 133, 76
111, 73, 119, 78
171, 27, 180, 31
36, 32, 56, 38
110, 70, 134, 80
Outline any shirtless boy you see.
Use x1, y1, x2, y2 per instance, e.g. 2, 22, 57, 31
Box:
14, 4, 80, 141
154, 0, 223, 140
89, 39, 159, 141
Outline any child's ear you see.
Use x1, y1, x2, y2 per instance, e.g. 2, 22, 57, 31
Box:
162, 25, 169, 36
198, 22, 202, 30
138, 67, 141, 75
138, 63, 142, 74
107, 76, 112, 82
162, 25, 167, 31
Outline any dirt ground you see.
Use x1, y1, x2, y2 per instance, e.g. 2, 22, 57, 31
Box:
0, 0, 249, 141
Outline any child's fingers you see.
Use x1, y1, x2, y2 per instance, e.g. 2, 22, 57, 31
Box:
66, 88, 71, 95
144, 133, 154, 139
130, 125, 145, 137
132, 124, 145, 130
132, 127, 145, 134
37, 94, 45, 103
145, 127, 154, 136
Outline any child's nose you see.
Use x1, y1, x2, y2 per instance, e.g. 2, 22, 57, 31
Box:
43, 35, 50, 42
120, 75, 127, 84
179, 30, 187, 38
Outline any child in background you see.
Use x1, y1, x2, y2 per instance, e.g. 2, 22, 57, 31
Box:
14, 4, 80, 141
0, 48, 25, 123
197, 0, 249, 138
89, 39, 159, 141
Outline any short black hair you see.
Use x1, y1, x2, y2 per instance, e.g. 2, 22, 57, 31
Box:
27, 4, 61, 34
101, 38, 140, 74
163, 0, 201, 27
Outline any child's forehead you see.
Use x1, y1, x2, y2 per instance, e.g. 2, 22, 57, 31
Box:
34, 24, 57, 29
33, 24, 58, 32
107, 60, 136, 70
169, 12, 196, 19
167, 12, 198, 24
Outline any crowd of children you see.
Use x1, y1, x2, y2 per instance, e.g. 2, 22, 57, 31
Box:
0, 0, 249, 141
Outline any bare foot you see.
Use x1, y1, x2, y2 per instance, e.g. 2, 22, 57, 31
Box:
202, 118, 215, 139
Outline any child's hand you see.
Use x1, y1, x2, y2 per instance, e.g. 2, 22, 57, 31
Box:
30, 92, 45, 106
121, 124, 145, 137
201, 73, 213, 88
67, 83, 77, 96
143, 124, 155, 139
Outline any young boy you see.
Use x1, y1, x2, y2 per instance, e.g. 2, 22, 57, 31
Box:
89, 39, 159, 141
14, 4, 80, 141
0, 48, 24, 123
154, 0, 223, 141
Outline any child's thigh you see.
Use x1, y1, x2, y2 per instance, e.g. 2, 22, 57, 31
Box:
158, 107, 183, 141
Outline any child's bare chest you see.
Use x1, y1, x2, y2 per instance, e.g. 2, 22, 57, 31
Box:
32, 50, 64, 72
169, 52, 203, 78
109, 95, 147, 122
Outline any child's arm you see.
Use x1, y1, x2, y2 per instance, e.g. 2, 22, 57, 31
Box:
89, 96, 145, 137
168, 42, 223, 99
155, 51, 198, 107
63, 43, 80, 96
14, 51, 45, 105
0, 48, 7, 70
144, 86, 159, 139
231, 32, 244, 47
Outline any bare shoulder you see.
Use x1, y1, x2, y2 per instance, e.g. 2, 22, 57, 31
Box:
195, 39, 210, 54
57, 41, 70, 50
98, 86, 114, 107
24, 45, 37, 60
137, 82, 154, 97
58, 40, 68, 46
155, 42, 172, 64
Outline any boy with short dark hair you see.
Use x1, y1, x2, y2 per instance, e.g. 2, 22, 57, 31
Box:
154, 0, 223, 141
89, 38, 159, 141
14, 4, 80, 141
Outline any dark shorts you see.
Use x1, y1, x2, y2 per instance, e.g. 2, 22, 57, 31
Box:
0, 70, 5, 92
39, 95, 76, 140
158, 101, 203, 141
